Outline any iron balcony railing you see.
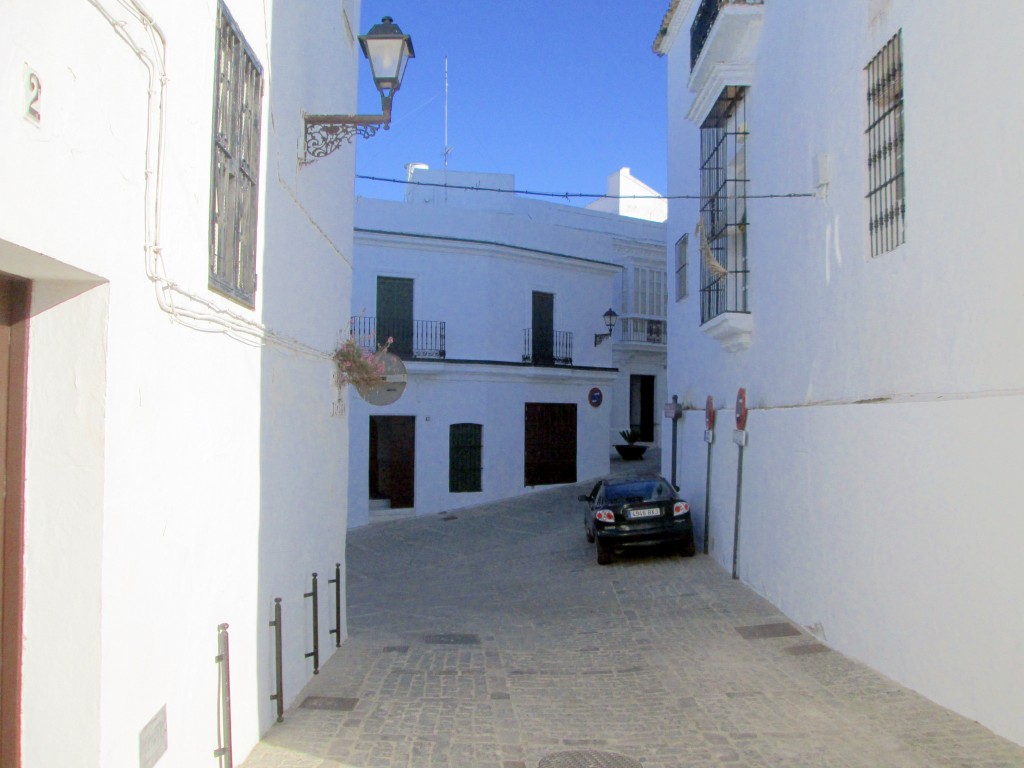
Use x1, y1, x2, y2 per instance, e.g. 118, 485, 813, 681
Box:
618, 316, 667, 345
350, 316, 446, 360
700, 260, 750, 324
690, 0, 764, 69
522, 328, 573, 366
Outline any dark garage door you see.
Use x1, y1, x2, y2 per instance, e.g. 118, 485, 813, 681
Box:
524, 403, 576, 486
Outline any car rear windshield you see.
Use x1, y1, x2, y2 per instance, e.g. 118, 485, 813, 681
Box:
605, 480, 673, 503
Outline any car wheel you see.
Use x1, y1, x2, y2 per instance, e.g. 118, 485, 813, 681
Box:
597, 540, 612, 565
679, 532, 696, 558
585, 521, 595, 543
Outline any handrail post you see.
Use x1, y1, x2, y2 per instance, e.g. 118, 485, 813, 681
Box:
328, 562, 341, 648
304, 573, 320, 674
213, 623, 233, 767
269, 598, 284, 722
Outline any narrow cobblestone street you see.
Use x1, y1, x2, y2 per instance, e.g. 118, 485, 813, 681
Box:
241, 454, 1024, 768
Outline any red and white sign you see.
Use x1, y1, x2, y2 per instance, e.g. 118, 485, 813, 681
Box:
705, 395, 716, 430
735, 387, 748, 430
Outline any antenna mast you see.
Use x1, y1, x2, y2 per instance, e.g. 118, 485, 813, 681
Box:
443, 56, 453, 169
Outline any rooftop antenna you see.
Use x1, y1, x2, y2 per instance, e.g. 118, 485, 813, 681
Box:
443, 56, 453, 170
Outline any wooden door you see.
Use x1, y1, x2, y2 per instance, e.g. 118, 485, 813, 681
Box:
0, 275, 29, 768
524, 403, 576, 486
377, 277, 413, 359
531, 292, 554, 366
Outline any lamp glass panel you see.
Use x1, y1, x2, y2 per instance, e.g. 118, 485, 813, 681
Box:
366, 38, 408, 84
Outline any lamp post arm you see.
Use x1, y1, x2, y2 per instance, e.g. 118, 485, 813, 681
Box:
303, 105, 392, 161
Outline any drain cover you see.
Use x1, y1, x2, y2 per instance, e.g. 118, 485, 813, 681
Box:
421, 632, 480, 645
300, 696, 358, 711
538, 750, 642, 768
735, 622, 801, 640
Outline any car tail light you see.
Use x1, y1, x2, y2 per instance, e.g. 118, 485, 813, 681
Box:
673, 501, 690, 517
595, 509, 615, 523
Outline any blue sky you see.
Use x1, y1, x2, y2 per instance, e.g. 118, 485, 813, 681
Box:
354, 1, 672, 205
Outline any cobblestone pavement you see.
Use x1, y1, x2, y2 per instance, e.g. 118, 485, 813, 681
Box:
241, 453, 1024, 768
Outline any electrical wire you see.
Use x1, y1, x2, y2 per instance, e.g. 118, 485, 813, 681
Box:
356, 173, 818, 201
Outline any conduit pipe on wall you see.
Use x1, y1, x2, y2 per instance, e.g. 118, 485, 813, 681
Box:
85, 0, 333, 359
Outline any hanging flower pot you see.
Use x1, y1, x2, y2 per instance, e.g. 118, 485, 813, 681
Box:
334, 335, 392, 392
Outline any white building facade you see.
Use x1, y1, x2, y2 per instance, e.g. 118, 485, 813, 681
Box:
0, 0, 365, 764
585, 166, 669, 223
657, 0, 1024, 747
348, 168, 667, 526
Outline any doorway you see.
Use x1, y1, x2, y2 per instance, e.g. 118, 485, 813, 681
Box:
630, 375, 655, 442
0, 275, 29, 767
377, 277, 413, 359
369, 416, 415, 509
531, 292, 554, 366
524, 403, 576, 486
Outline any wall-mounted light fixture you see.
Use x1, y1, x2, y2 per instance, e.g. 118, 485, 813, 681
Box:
304, 16, 415, 161
594, 308, 619, 346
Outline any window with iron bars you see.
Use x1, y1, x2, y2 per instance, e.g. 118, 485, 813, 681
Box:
866, 31, 905, 257
208, 2, 263, 306
699, 86, 749, 324
675, 234, 689, 301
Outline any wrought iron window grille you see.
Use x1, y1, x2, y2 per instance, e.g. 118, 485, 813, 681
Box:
865, 31, 905, 257
208, 2, 263, 307
699, 86, 749, 324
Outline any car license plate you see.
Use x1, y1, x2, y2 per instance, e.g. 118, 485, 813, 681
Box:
629, 508, 660, 519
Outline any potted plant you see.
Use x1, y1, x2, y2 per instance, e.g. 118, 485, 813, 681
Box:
615, 428, 647, 461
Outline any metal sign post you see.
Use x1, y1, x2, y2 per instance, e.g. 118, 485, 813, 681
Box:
703, 396, 715, 555
732, 388, 748, 580
664, 395, 683, 486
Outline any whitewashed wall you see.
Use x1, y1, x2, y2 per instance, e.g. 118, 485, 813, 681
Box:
349, 184, 664, 525
347, 365, 618, 527
0, 0, 358, 765
585, 167, 668, 222
661, 0, 1024, 747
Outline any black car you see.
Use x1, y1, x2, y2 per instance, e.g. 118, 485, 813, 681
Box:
580, 475, 696, 565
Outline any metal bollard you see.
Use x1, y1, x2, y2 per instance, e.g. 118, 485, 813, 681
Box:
328, 562, 341, 648
304, 573, 319, 674
214, 623, 233, 767
269, 598, 284, 722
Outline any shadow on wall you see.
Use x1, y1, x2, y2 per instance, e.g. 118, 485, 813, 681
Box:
254, 1, 352, 738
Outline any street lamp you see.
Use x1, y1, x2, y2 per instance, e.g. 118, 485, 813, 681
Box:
304, 16, 415, 161
594, 308, 619, 346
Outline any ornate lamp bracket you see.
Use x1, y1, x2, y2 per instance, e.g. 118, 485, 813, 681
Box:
303, 114, 389, 161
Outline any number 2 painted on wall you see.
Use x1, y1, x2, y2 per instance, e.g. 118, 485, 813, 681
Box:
25, 70, 41, 125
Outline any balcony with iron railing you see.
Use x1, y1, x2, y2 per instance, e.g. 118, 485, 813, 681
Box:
350, 316, 446, 360
690, 0, 765, 70
617, 316, 667, 346
522, 328, 573, 367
